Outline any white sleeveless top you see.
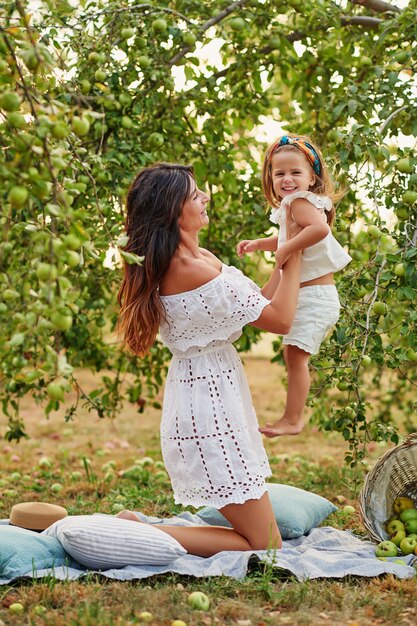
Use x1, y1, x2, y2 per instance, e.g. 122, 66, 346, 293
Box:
269, 191, 351, 282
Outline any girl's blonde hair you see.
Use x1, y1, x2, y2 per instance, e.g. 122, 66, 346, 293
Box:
261, 132, 344, 227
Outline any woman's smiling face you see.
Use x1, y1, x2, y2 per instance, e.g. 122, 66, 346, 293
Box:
178, 177, 210, 232
271, 149, 316, 200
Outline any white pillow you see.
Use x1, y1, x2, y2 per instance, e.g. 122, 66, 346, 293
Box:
43, 514, 186, 570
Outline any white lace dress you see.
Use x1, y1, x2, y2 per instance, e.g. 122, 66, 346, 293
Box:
159, 263, 272, 509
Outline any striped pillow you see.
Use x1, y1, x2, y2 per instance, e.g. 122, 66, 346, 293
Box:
43, 514, 186, 570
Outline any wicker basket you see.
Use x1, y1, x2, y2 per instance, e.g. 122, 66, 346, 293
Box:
359, 433, 417, 543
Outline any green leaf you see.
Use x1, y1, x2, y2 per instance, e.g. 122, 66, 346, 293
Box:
119, 250, 144, 265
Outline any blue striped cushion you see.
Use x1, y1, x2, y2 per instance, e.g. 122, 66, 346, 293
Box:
43, 514, 186, 569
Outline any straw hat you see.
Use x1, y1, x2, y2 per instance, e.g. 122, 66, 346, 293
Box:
10, 502, 68, 531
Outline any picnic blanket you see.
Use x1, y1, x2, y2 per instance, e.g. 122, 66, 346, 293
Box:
1, 512, 416, 584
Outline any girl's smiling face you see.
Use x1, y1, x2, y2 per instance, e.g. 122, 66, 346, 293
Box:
271, 150, 316, 200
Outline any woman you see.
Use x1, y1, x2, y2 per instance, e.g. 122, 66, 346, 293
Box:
117, 163, 301, 557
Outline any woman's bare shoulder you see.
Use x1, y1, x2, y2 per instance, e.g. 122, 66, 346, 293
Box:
160, 256, 221, 296
199, 247, 222, 265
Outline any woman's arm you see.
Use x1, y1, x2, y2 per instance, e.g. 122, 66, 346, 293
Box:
250, 251, 302, 334
260, 265, 281, 300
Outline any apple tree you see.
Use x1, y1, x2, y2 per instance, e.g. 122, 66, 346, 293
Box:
0, 0, 415, 465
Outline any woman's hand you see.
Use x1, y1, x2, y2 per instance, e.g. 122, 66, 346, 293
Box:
275, 243, 291, 269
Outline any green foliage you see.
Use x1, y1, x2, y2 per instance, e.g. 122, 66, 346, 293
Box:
0, 0, 416, 465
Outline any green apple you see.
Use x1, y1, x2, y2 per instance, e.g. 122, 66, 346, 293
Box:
51, 123, 69, 139
9, 602, 24, 614
149, 131, 164, 147
361, 355, 372, 367
88, 51, 100, 63
66, 250, 81, 267
391, 529, 406, 547
38, 456, 53, 468
70, 471, 82, 480
386, 518, 405, 535
0, 91, 21, 111
336, 381, 349, 391
394, 262, 405, 277
402, 190, 417, 204
8, 112, 27, 128
80, 80, 91, 93
51, 311, 73, 331
343, 505, 355, 514
395, 206, 409, 220
395, 158, 413, 174
406, 349, 417, 362
187, 591, 210, 610
112, 502, 125, 513
229, 17, 246, 31
374, 540, 398, 558
51, 482, 63, 493
171, 621, 187, 626
72, 116, 90, 137
33, 605, 47, 615
121, 27, 135, 39
372, 301, 387, 316
152, 18, 167, 33
367, 225, 381, 239
138, 55, 152, 68
182, 32, 196, 46
94, 69, 107, 82
121, 115, 133, 129
399, 536, 417, 555
36, 262, 58, 282
46, 382, 65, 401
63, 233, 82, 250
399, 508, 417, 523
138, 612, 153, 622
393, 496, 414, 515
404, 519, 417, 534
8, 185, 29, 207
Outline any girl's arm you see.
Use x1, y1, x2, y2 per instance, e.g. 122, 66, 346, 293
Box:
250, 251, 302, 334
237, 234, 278, 257
275, 199, 329, 268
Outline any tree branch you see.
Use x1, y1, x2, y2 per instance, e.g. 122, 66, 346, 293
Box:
168, 0, 252, 67
340, 16, 384, 28
349, 0, 401, 13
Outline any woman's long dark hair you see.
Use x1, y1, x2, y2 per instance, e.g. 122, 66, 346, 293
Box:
117, 163, 194, 356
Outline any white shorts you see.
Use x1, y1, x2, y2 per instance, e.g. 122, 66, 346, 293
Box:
283, 285, 341, 355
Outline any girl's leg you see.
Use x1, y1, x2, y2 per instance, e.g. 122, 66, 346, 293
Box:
117, 492, 281, 557
259, 344, 310, 437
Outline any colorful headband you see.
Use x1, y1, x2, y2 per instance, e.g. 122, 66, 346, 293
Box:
270, 136, 321, 175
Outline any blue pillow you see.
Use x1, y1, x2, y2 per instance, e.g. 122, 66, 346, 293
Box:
0, 525, 70, 579
196, 483, 337, 539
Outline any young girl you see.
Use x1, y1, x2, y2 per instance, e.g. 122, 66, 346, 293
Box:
237, 134, 351, 437
117, 162, 302, 556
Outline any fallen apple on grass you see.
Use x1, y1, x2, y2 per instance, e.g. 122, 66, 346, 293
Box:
187, 591, 210, 611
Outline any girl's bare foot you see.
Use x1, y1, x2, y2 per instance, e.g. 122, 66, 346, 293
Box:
116, 510, 141, 522
259, 416, 304, 437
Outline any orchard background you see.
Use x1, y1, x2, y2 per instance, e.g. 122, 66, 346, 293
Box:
0, 0, 416, 465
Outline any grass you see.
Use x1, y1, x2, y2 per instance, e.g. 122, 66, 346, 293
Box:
0, 356, 416, 625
